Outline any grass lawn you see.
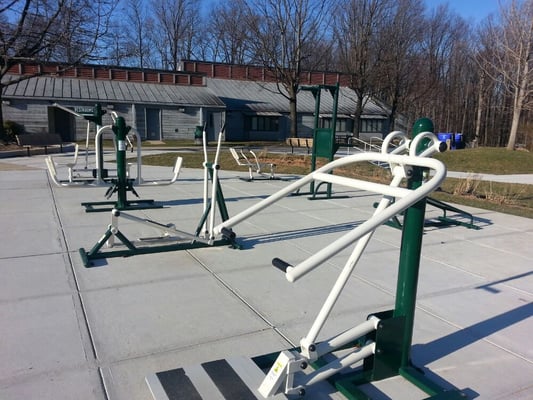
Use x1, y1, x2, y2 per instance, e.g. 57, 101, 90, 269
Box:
134, 145, 533, 219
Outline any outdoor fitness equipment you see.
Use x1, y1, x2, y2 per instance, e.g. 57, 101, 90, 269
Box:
80, 115, 163, 212
46, 104, 181, 189
300, 82, 341, 198
145, 127, 465, 399
79, 124, 237, 267
380, 117, 479, 230
229, 147, 277, 181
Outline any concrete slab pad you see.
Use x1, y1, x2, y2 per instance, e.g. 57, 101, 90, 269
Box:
1, 157, 531, 400
410, 308, 533, 400
100, 330, 292, 400
0, 294, 87, 380
72, 245, 212, 290
81, 275, 272, 363
0, 253, 72, 301
0, 366, 104, 400
0, 211, 65, 257
418, 284, 532, 360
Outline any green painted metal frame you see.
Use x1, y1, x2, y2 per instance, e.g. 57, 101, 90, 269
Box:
426, 197, 480, 230
79, 173, 238, 267
328, 119, 466, 399
298, 83, 341, 199
82, 115, 161, 213
79, 129, 239, 267
254, 118, 466, 399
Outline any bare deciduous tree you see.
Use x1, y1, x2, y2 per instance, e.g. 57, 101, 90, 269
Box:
477, 0, 533, 149
150, 0, 200, 70
0, 0, 115, 138
120, 0, 155, 68
244, 0, 333, 137
205, 0, 251, 64
333, 0, 393, 137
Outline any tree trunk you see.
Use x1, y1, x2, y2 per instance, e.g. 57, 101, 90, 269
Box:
352, 91, 364, 139
507, 98, 521, 150
474, 73, 485, 147
0, 89, 5, 141
506, 57, 529, 150
289, 90, 298, 138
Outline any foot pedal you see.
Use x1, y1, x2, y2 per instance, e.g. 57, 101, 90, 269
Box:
146, 356, 288, 400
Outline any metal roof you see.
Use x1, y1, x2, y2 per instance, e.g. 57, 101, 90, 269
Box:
2, 75, 225, 108
2, 73, 391, 117
206, 78, 390, 116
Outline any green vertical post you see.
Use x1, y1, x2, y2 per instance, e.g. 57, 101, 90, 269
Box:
112, 116, 131, 210
310, 88, 321, 194
328, 83, 339, 138
393, 117, 434, 368
412, 117, 434, 155
325, 83, 339, 197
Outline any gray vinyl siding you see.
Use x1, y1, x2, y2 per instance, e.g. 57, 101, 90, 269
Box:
2, 69, 401, 143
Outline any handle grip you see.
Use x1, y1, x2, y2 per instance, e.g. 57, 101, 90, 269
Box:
272, 258, 292, 273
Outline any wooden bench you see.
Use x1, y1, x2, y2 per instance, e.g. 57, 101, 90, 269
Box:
16, 133, 65, 156
286, 137, 314, 154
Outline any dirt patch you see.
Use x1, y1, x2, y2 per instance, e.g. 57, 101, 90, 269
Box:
0, 144, 22, 151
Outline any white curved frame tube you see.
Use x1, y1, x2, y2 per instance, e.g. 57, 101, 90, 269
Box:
208, 129, 224, 241
94, 125, 144, 185
286, 155, 445, 282
214, 152, 446, 239
299, 173, 404, 356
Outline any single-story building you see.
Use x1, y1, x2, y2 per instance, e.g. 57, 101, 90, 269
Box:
1, 62, 400, 144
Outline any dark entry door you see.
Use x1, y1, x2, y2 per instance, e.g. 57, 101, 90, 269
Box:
146, 108, 161, 140
48, 107, 75, 141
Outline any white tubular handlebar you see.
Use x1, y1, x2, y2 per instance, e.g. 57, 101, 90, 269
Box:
284, 155, 445, 282
214, 152, 446, 240
381, 131, 408, 155
409, 131, 446, 157
313, 172, 411, 198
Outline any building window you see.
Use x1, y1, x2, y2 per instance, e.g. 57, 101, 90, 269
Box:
319, 118, 348, 132
361, 119, 383, 133
247, 116, 279, 131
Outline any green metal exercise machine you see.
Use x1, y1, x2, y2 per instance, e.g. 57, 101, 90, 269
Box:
145, 125, 466, 399
299, 83, 342, 199
254, 124, 465, 399
46, 107, 182, 192
381, 118, 479, 231
79, 124, 238, 267
81, 115, 160, 212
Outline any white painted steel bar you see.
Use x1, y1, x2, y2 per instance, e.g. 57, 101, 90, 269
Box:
130, 129, 143, 185
285, 157, 446, 282
301, 175, 403, 351
313, 172, 411, 198
52, 103, 85, 119
209, 129, 224, 240
84, 122, 91, 169
202, 126, 209, 237
93, 125, 112, 184
112, 210, 210, 244
213, 172, 314, 235
381, 131, 408, 155
314, 316, 380, 358
303, 342, 376, 387
409, 131, 444, 158
214, 152, 444, 236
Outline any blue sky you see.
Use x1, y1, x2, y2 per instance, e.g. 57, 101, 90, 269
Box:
424, 0, 501, 22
